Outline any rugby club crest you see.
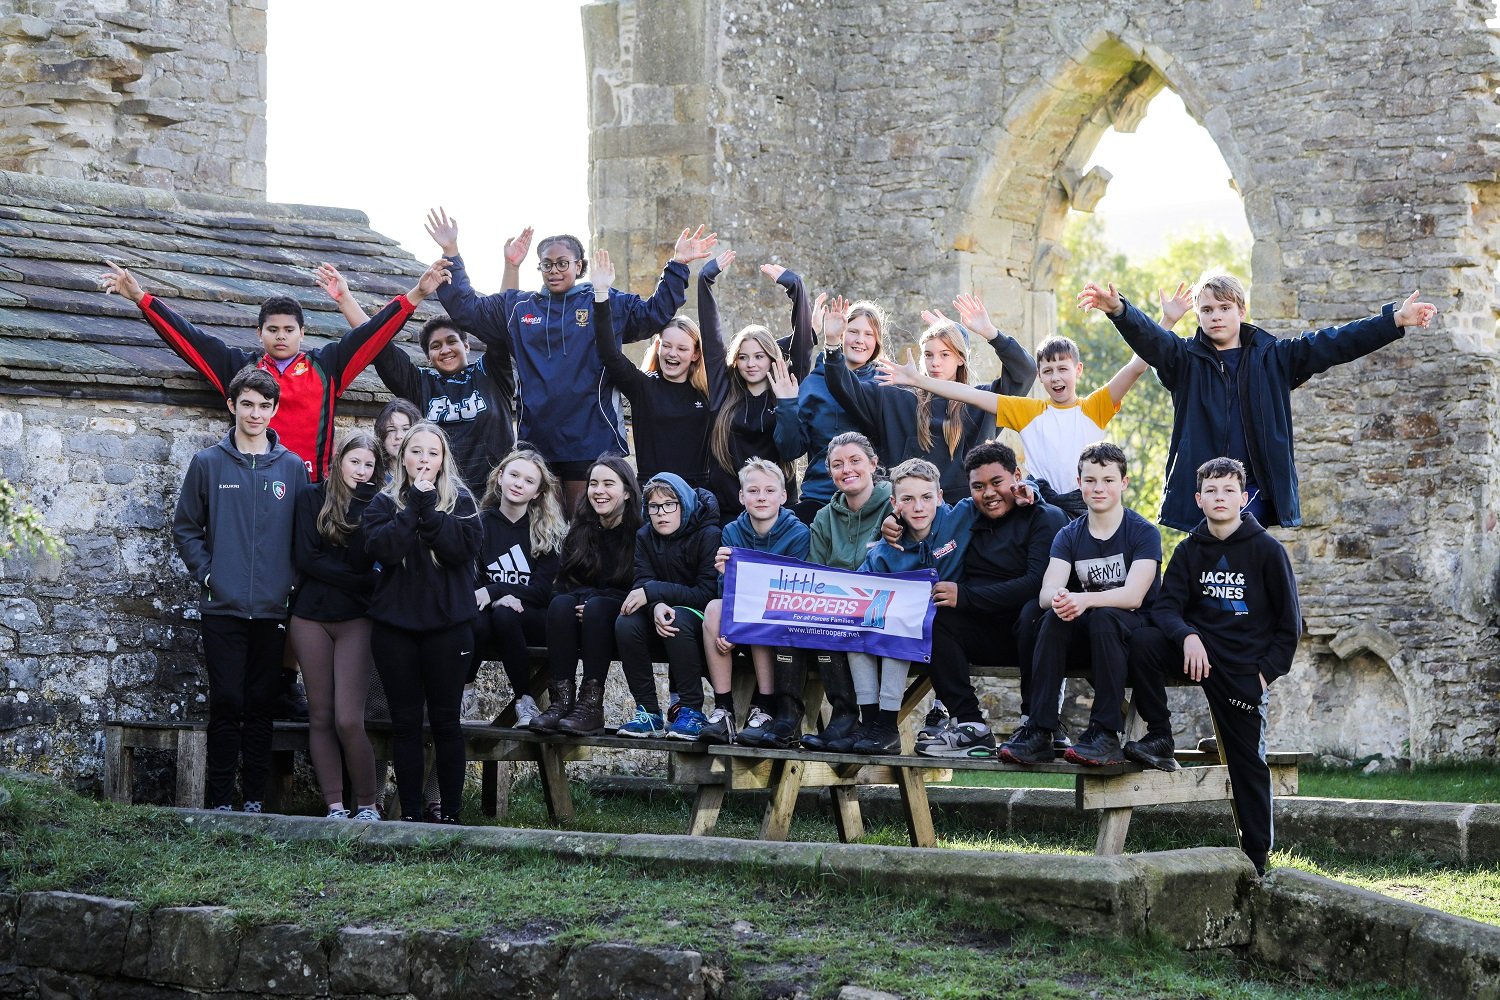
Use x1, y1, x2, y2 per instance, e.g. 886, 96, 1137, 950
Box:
575, 309, 590, 327
272, 481, 287, 500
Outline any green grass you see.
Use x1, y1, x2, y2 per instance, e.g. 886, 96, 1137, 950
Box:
0, 774, 1418, 1000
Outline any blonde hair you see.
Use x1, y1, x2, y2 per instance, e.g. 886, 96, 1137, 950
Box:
844, 300, 886, 363
480, 446, 567, 557
642, 316, 709, 396
912, 320, 970, 456
711, 325, 796, 487
890, 457, 942, 488
1194, 272, 1248, 313
387, 422, 469, 515
317, 430, 381, 546
737, 456, 787, 490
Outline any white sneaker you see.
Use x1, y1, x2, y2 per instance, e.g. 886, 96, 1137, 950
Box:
514, 694, 542, 728
742, 706, 773, 738
352, 806, 382, 822
327, 807, 351, 820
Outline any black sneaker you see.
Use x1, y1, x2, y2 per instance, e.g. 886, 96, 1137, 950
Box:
822, 719, 869, 754
700, 707, 736, 746
275, 680, 309, 722
918, 703, 951, 744
757, 718, 801, 749
997, 725, 1056, 765
851, 719, 901, 755
1065, 724, 1127, 766
1053, 723, 1073, 751
801, 714, 857, 751
1123, 732, 1180, 772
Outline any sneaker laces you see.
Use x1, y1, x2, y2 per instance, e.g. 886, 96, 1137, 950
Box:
352, 807, 381, 822
745, 706, 772, 728
327, 807, 351, 820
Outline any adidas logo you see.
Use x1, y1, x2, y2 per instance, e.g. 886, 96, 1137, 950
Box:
486, 544, 533, 585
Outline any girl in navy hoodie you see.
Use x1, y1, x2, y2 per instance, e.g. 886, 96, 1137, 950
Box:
361, 422, 482, 823
471, 447, 566, 727
593, 248, 730, 489
289, 431, 383, 820
531, 456, 643, 736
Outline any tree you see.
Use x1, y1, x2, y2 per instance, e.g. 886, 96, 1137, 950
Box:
0, 479, 61, 561
1055, 213, 1251, 553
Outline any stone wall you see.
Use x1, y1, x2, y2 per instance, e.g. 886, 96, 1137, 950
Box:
584, 0, 1500, 758
0, 0, 266, 198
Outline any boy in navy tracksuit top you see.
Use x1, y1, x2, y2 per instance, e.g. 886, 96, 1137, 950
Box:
1078, 275, 1437, 530
1126, 457, 1301, 876
426, 211, 715, 487
700, 459, 811, 746
172, 368, 307, 812
844, 458, 972, 755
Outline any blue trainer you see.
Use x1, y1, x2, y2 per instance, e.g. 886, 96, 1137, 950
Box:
616, 706, 665, 738
667, 706, 708, 741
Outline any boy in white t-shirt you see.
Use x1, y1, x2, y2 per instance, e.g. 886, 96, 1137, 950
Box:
878, 288, 1191, 516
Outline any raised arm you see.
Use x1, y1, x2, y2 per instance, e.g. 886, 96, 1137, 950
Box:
1280, 291, 1433, 387
315, 263, 372, 327
501, 226, 533, 294
952, 294, 1036, 396
426, 207, 518, 352
104, 262, 252, 397
765, 265, 816, 381
609, 225, 712, 344
1080, 281, 1187, 390
590, 250, 648, 399
875, 350, 1001, 414
1105, 355, 1151, 406
317, 259, 450, 395
699, 251, 733, 408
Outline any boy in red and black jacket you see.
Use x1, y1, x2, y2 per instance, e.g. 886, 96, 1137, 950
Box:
102, 260, 451, 482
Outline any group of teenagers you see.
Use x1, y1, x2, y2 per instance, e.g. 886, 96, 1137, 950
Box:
101, 211, 1437, 874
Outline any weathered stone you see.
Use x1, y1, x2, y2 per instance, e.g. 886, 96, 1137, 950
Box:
146, 905, 241, 988
15, 892, 133, 975
1251, 870, 1421, 985
466, 935, 566, 1000
837, 988, 903, 1000
1128, 849, 1253, 949
330, 926, 410, 995
559, 942, 705, 1000
407, 930, 469, 1000
1407, 911, 1500, 1000
0, 892, 16, 963
230, 923, 328, 995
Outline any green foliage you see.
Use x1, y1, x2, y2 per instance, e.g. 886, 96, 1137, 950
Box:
1055, 214, 1251, 552
0, 478, 61, 560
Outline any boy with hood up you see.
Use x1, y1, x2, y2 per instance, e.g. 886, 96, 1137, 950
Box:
1125, 457, 1301, 877
614, 472, 723, 740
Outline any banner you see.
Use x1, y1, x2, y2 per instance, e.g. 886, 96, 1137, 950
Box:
721, 548, 937, 661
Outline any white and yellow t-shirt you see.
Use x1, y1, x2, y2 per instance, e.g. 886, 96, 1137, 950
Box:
993, 384, 1120, 488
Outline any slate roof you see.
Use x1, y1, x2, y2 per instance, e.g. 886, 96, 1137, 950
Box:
0, 169, 445, 404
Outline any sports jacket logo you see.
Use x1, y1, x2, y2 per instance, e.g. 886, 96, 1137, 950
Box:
272, 481, 287, 500
575, 309, 590, 327
521, 313, 542, 326
486, 544, 533, 585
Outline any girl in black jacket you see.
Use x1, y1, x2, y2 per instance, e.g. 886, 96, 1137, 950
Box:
531, 455, 643, 736
471, 446, 567, 727
289, 431, 382, 821
362, 422, 482, 823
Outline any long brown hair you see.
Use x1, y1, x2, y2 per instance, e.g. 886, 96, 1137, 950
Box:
317, 431, 382, 546
912, 320, 970, 456
556, 456, 642, 590
709, 325, 797, 486
641, 316, 710, 396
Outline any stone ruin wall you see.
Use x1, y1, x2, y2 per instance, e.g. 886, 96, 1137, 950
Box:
585, 0, 1500, 759
0, 0, 266, 199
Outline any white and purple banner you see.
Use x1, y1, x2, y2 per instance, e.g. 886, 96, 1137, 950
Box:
721, 549, 938, 661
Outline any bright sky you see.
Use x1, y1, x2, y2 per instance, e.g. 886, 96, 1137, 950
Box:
266, 5, 1248, 283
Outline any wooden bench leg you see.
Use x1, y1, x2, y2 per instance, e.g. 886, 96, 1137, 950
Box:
760, 760, 805, 841
103, 725, 132, 805
896, 765, 936, 848
830, 786, 864, 842
175, 730, 207, 809
482, 760, 498, 817
265, 749, 294, 813
536, 745, 574, 823
1095, 807, 1133, 855
687, 784, 727, 836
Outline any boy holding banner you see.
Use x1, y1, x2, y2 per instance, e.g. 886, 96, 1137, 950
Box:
701, 459, 811, 745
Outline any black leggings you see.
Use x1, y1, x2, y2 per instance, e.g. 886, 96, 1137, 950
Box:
546, 591, 624, 687
371, 621, 473, 821
470, 603, 547, 692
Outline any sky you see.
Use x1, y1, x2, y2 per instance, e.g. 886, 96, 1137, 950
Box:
265, 4, 1249, 288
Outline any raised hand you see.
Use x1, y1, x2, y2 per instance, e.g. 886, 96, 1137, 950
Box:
100, 261, 145, 304
875, 348, 922, 388
1394, 290, 1437, 329
813, 293, 849, 348
919, 308, 947, 328
672, 225, 718, 264
411, 259, 453, 303
768, 358, 799, 400
1077, 281, 1122, 315
953, 293, 998, 340
592, 248, 615, 294
713, 248, 736, 272
314, 263, 349, 301
425, 207, 459, 256
760, 263, 786, 282
1158, 282, 1193, 328
880, 513, 902, 545
503, 226, 534, 267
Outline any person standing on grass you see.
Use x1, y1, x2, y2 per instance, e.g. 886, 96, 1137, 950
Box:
289, 431, 383, 822
1126, 457, 1300, 877
425, 207, 717, 514
361, 422, 481, 824
172, 367, 306, 813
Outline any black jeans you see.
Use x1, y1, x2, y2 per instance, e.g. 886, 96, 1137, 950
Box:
615, 607, 707, 713
1129, 626, 1274, 862
200, 615, 287, 809
470, 603, 547, 692
546, 591, 624, 687
930, 602, 1043, 723
371, 621, 473, 821
1029, 607, 1146, 733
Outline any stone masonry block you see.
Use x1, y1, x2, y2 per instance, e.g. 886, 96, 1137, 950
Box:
146, 905, 242, 989
15, 892, 134, 975
230, 923, 329, 995
466, 935, 566, 1000
330, 926, 411, 995
559, 942, 706, 1000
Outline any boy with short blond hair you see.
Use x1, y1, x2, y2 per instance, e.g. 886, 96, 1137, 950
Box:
1078, 274, 1437, 531
1126, 456, 1300, 876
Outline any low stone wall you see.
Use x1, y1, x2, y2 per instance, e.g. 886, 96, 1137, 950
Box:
0, 890, 714, 1000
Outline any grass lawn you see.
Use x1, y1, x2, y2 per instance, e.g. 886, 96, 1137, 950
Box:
0, 773, 1418, 1000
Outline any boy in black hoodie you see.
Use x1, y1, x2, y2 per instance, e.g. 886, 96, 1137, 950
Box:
1126, 457, 1301, 876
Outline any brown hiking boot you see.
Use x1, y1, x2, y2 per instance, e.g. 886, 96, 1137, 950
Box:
529, 680, 575, 734
557, 678, 606, 736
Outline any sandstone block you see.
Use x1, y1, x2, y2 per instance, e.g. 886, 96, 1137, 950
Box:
559, 943, 705, 1000
466, 935, 566, 1000
407, 930, 469, 1000
330, 926, 410, 995
231, 923, 328, 995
